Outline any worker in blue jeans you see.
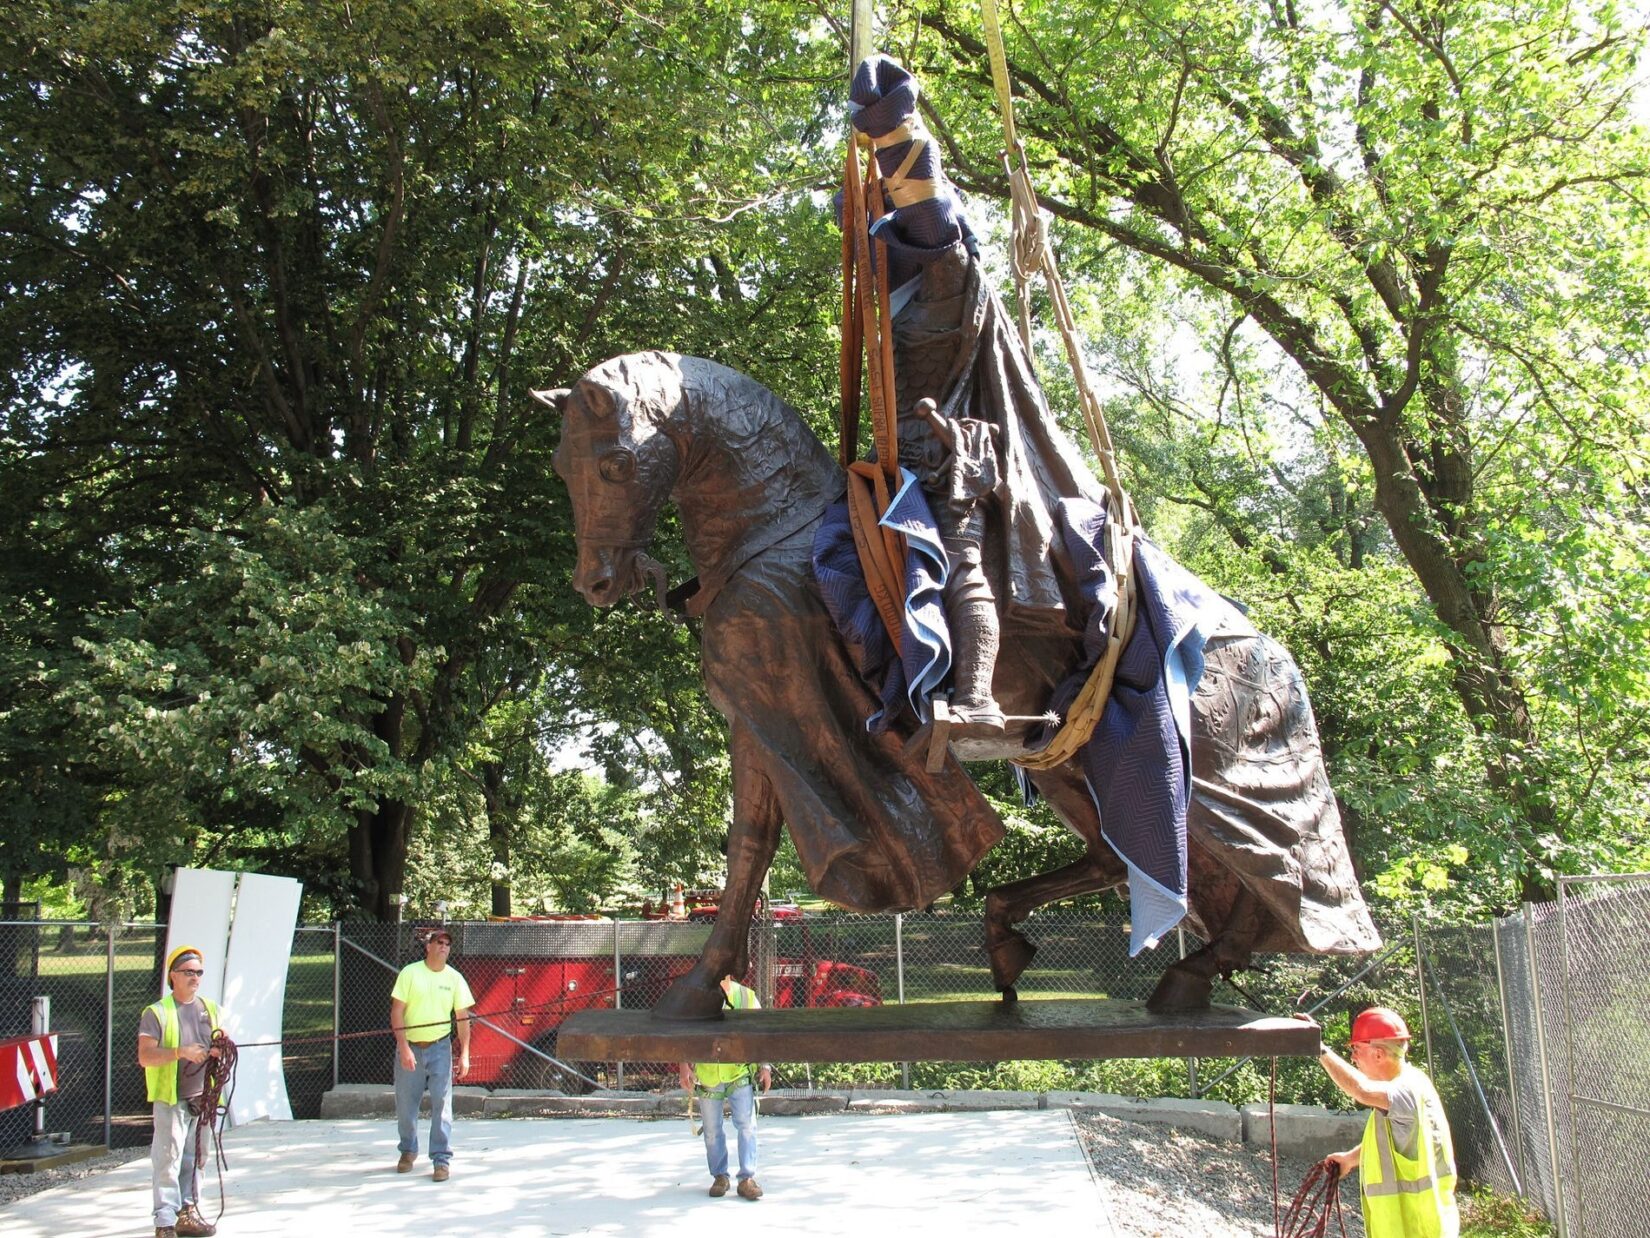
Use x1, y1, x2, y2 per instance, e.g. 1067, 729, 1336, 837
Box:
390, 928, 474, 1182
678, 976, 772, 1199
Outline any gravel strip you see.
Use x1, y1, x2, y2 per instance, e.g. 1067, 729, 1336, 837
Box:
1072, 1111, 1367, 1238
0, 1147, 145, 1209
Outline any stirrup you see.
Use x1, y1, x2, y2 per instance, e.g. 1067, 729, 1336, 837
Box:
911, 699, 1055, 772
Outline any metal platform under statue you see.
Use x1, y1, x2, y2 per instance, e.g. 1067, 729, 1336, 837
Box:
557, 999, 1320, 1064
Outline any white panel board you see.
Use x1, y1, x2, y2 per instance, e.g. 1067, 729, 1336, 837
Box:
222, 872, 303, 1125
163, 869, 237, 1003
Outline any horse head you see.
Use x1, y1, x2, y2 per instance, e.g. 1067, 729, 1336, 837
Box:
539, 353, 687, 607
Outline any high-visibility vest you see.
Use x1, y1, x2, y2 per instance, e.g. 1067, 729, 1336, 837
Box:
143, 994, 220, 1105
691, 982, 759, 1091
1359, 1063, 1459, 1238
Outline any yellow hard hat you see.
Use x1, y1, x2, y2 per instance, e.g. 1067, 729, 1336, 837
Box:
166, 944, 205, 973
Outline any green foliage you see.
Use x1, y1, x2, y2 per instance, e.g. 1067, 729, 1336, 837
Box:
1460, 1186, 1551, 1238
2, 0, 1646, 926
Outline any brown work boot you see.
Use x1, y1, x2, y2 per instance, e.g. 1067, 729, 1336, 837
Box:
396, 1151, 415, 1173
432, 1163, 450, 1182
708, 1173, 730, 1197
174, 1205, 217, 1237
737, 1177, 763, 1200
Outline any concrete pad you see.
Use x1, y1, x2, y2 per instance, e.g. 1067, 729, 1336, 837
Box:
756, 1089, 850, 1115
846, 1089, 1043, 1114
1044, 1092, 1241, 1141
0, 1144, 105, 1175
317, 1084, 487, 1119
3, 1113, 1112, 1237
482, 1091, 663, 1117
1240, 1102, 1365, 1158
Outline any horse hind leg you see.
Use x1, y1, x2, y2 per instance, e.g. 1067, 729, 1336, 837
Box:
983, 851, 1125, 998
1144, 887, 1265, 1014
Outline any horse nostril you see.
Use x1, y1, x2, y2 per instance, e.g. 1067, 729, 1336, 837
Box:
581, 572, 616, 605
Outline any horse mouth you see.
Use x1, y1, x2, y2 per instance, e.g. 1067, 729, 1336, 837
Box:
577, 550, 670, 612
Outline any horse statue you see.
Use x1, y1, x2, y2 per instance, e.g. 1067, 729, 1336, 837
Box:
539, 349, 1379, 1021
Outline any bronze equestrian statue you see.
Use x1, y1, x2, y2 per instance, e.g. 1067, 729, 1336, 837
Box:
537, 56, 1378, 1022
538, 350, 1379, 1021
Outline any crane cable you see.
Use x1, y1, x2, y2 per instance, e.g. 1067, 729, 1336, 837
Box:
979, 0, 1142, 772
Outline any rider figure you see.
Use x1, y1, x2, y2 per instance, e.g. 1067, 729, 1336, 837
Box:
851, 54, 1006, 737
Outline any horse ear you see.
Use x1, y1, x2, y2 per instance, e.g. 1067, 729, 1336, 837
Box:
530, 387, 570, 412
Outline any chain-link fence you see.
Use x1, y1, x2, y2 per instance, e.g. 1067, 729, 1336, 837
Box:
1416, 874, 1650, 1238
6, 876, 1646, 1238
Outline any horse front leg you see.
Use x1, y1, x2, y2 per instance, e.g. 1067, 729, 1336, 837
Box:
654, 724, 782, 1020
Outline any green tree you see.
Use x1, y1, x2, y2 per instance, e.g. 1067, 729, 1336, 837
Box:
911, 0, 1650, 896
0, 0, 842, 915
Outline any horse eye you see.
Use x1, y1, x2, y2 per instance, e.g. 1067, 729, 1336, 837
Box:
598, 449, 637, 484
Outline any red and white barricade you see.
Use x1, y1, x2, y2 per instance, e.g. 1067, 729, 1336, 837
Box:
0, 1034, 59, 1113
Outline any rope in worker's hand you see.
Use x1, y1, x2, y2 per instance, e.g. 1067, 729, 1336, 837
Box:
1279, 1155, 1350, 1238
229, 980, 632, 1050
191, 1029, 238, 1226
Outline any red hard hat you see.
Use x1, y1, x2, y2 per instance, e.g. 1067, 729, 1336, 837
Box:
1351, 1006, 1411, 1044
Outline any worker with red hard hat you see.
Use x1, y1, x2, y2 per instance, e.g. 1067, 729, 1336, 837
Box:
1313, 1006, 1459, 1237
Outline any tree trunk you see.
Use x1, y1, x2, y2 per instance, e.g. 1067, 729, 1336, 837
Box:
482, 761, 512, 918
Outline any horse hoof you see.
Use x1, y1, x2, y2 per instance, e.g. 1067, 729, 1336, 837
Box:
1145, 965, 1213, 1014
653, 977, 725, 1021
987, 928, 1037, 990
999, 985, 1019, 1004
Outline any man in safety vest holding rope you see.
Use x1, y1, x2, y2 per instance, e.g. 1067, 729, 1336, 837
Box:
136, 945, 225, 1238
678, 975, 772, 1200
1314, 1006, 1459, 1237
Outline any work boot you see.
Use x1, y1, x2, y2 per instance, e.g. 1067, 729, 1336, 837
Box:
396, 1152, 415, 1173
708, 1173, 731, 1197
174, 1205, 216, 1237
432, 1164, 450, 1182
737, 1177, 763, 1200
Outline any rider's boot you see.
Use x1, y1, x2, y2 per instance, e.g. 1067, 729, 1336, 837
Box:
947, 597, 1005, 739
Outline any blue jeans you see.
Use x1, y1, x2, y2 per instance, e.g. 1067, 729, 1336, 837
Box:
151, 1099, 202, 1226
395, 1038, 454, 1166
698, 1081, 758, 1181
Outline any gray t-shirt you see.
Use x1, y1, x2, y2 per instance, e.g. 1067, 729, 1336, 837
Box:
1382, 1065, 1448, 1163
138, 997, 215, 1100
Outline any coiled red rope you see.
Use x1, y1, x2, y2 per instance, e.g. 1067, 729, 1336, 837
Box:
190, 1029, 238, 1225
1280, 1156, 1350, 1238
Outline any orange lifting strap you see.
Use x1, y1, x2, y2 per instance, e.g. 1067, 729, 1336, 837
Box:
839, 101, 907, 650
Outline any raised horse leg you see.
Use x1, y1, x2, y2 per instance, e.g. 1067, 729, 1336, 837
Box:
1144, 886, 1265, 1013
982, 762, 1127, 996
654, 723, 782, 1020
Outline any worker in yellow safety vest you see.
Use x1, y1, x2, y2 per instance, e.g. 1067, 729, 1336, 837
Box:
136, 945, 226, 1238
678, 976, 772, 1200
1314, 1006, 1459, 1238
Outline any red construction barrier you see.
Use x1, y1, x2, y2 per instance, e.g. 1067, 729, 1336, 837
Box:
0, 1034, 59, 1113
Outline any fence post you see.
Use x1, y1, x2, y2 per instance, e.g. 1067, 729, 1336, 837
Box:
1178, 925, 1197, 1096
104, 923, 116, 1151
896, 912, 909, 1090
1558, 880, 1582, 1238
613, 918, 625, 1092
1524, 901, 1568, 1238
331, 922, 341, 1092
1491, 913, 1528, 1199
1412, 911, 1435, 1074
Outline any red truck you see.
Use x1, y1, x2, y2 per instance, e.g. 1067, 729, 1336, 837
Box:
459, 910, 880, 1090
